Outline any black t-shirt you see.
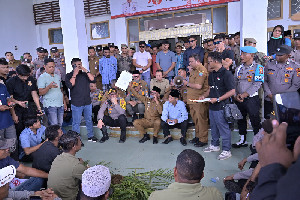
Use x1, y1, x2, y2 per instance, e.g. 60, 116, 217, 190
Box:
6, 76, 37, 102
32, 141, 62, 173
221, 49, 234, 60
65, 71, 95, 107
208, 67, 235, 111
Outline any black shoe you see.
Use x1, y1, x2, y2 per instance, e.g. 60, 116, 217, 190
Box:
162, 137, 173, 144
119, 139, 125, 143
180, 137, 187, 146
224, 180, 242, 193
139, 114, 144, 119
194, 141, 208, 147
139, 134, 150, 143
189, 137, 199, 144
99, 135, 109, 143
132, 114, 138, 122
232, 143, 248, 148
153, 136, 158, 144
88, 136, 98, 142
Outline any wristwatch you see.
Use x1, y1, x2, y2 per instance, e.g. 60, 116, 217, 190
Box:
217, 98, 220, 103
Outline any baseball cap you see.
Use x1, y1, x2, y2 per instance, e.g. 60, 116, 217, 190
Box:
0, 165, 16, 187
0, 138, 16, 150
293, 32, 300, 39
82, 165, 111, 197
275, 45, 293, 56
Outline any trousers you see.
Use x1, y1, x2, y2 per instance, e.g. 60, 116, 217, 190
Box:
161, 120, 188, 138
189, 102, 209, 142
133, 118, 161, 137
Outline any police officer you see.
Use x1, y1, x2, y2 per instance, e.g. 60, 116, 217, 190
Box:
125, 81, 147, 121
186, 54, 209, 147
290, 32, 300, 65
233, 46, 263, 148
50, 47, 67, 93
96, 45, 103, 59
244, 38, 267, 66
97, 88, 127, 143
101, 79, 126, 104
88, 46, 102, 89
264, 45, 300, 118
6, 65, 43, 136
129, 85, 163, 144
33, 47, 46, 72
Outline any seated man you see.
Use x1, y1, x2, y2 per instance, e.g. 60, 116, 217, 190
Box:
130, 70, 148, 91
149, 149, 223, 200
97, 88, 127, 143
0, 138, 48, 192
19, 117, 46, 162
47, 130, 87, 200
128, 84, 163, 144
161, 89, 188, 145
90, 83, 103, 123
32, 125, 63, 173
80, 165, 111, 200
125, 81, 146, 121
101, 79, 126, 104
150, 70, 170, 97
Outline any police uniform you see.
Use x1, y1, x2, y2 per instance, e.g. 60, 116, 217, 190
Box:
97, 89, 127, 143
125, 82, 148, 117
33, 47, 46, 71
264, 45, 300, 118
96, 45, 103, 59
8, 59, 21, 71
89, 56, 102, 89
233, 47, 264, 147
90, 89, 104, 123
130, 86, 163, 143
6, 76, 38, 136
101, 87, 126, 105
290, 32, 300, 65
187, 63, 209, 145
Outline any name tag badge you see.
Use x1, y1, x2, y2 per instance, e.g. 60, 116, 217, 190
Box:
199, 72, 203, 76
285, 78, 288, 83
28, 81, 32, 86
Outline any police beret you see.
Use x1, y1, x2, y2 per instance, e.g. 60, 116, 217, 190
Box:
170, 89, 180, 98
108, 43, 114, 47
36, 47, 45, 53
96, 45, 102, 51
240, 46, 257, 54
50, 47, 58, 53
275, 45, 293, 56
293, 32, 300, 39
244, 38, 257, 44
103, 47, 109, 51
152, 86, 161, 94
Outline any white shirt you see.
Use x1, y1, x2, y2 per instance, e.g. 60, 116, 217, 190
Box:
133, 51, 152, 73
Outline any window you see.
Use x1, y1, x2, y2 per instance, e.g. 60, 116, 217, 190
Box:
290, 0, 300, 19
128, 18, 139, 44
267, 0, 283, 20
213, 7, 227, 34
48, 28, 63, 44
90, 21, 110, 40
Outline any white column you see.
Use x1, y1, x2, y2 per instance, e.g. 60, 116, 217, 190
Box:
228, 1, 240, 34
114, 17, 128, 46
59, 0, 88, 73
240, 0, 268, 54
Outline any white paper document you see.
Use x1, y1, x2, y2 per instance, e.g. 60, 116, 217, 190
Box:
189, 98, 211, 103
115, 71, 132, 91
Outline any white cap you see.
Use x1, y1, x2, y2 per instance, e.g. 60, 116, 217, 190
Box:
0, 165, 16, 187
82, 165, 111, 197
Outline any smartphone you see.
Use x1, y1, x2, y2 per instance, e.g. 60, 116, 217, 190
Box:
273, 91, 300, 150
30, 196, 42, 200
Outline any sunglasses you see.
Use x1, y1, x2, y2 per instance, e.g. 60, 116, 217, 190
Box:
139, 46, 145, 48
133, 75, 139, 78
214, 41, 222, 45
188, 40, 195, 43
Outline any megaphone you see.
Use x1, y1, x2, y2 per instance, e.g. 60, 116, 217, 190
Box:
174, 76, 184, 87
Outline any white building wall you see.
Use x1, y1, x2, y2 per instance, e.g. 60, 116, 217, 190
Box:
0, 0, 37, 59
228, 1, 240, 34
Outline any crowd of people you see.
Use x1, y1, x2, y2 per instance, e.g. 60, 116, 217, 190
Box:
0, 25, 300, 199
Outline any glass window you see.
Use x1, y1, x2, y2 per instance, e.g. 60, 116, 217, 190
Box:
157, 14, 173, 19
291, 0, 300, 16
267, 0, 282, 20
213, 7, 226, 33
90, 21, 110, 40
192, 9, 212, 23
48, 28, 63, 44
174, 11, 192, 17
128, 19, 139, 42
139, 16, 158, 31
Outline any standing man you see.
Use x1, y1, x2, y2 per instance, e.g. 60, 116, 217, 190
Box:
133, 41, 152, 87
5, 52, 21, 71
186, 54, 209, 147
175, 45, 184, 76
244, 38, 267, 67
264, 45, 300, 118
117, 44, 132, 78
202, 52, 235, 160
213, 34, 234, 71
156, 40, 176, 81
50, 47, 66, 84
65, 58, 98, 142
232, 46, 263, 148
99, 47, 117, 92
37, 58, 66, 126
203, 39, 215, 70
233, 32, 241, 67
96, 45, 103, 58
129, 85, 162, 144
88, 46, 102, 89
290, 32, 300, 65
161, 89, 188, 146
183, 35, 205, 68
0, 58, 9, 84
150, 45, 158, 78
6, 65, 43, 136
33, 47, 46, 72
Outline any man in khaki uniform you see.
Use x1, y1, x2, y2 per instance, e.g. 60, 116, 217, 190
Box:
129, 85, 163, 144
186, 54, 209, 147
88, 46, 102, 89
150, 69, 170, 96
149, 149, 223, 200
5, 52, 21, 71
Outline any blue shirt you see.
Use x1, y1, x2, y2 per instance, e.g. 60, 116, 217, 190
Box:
0, 156, 20, 169
99, 56, 117, 85
175, 53, 184, 76
161, 100, 188, 123
183, 46, 204, 68
0, 83, 14, 130
19, 125, 46, 159
156, 50, 177, 77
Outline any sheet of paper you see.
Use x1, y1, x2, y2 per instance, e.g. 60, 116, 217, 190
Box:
189, 98, 211, 103
115, 71, 132, 91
